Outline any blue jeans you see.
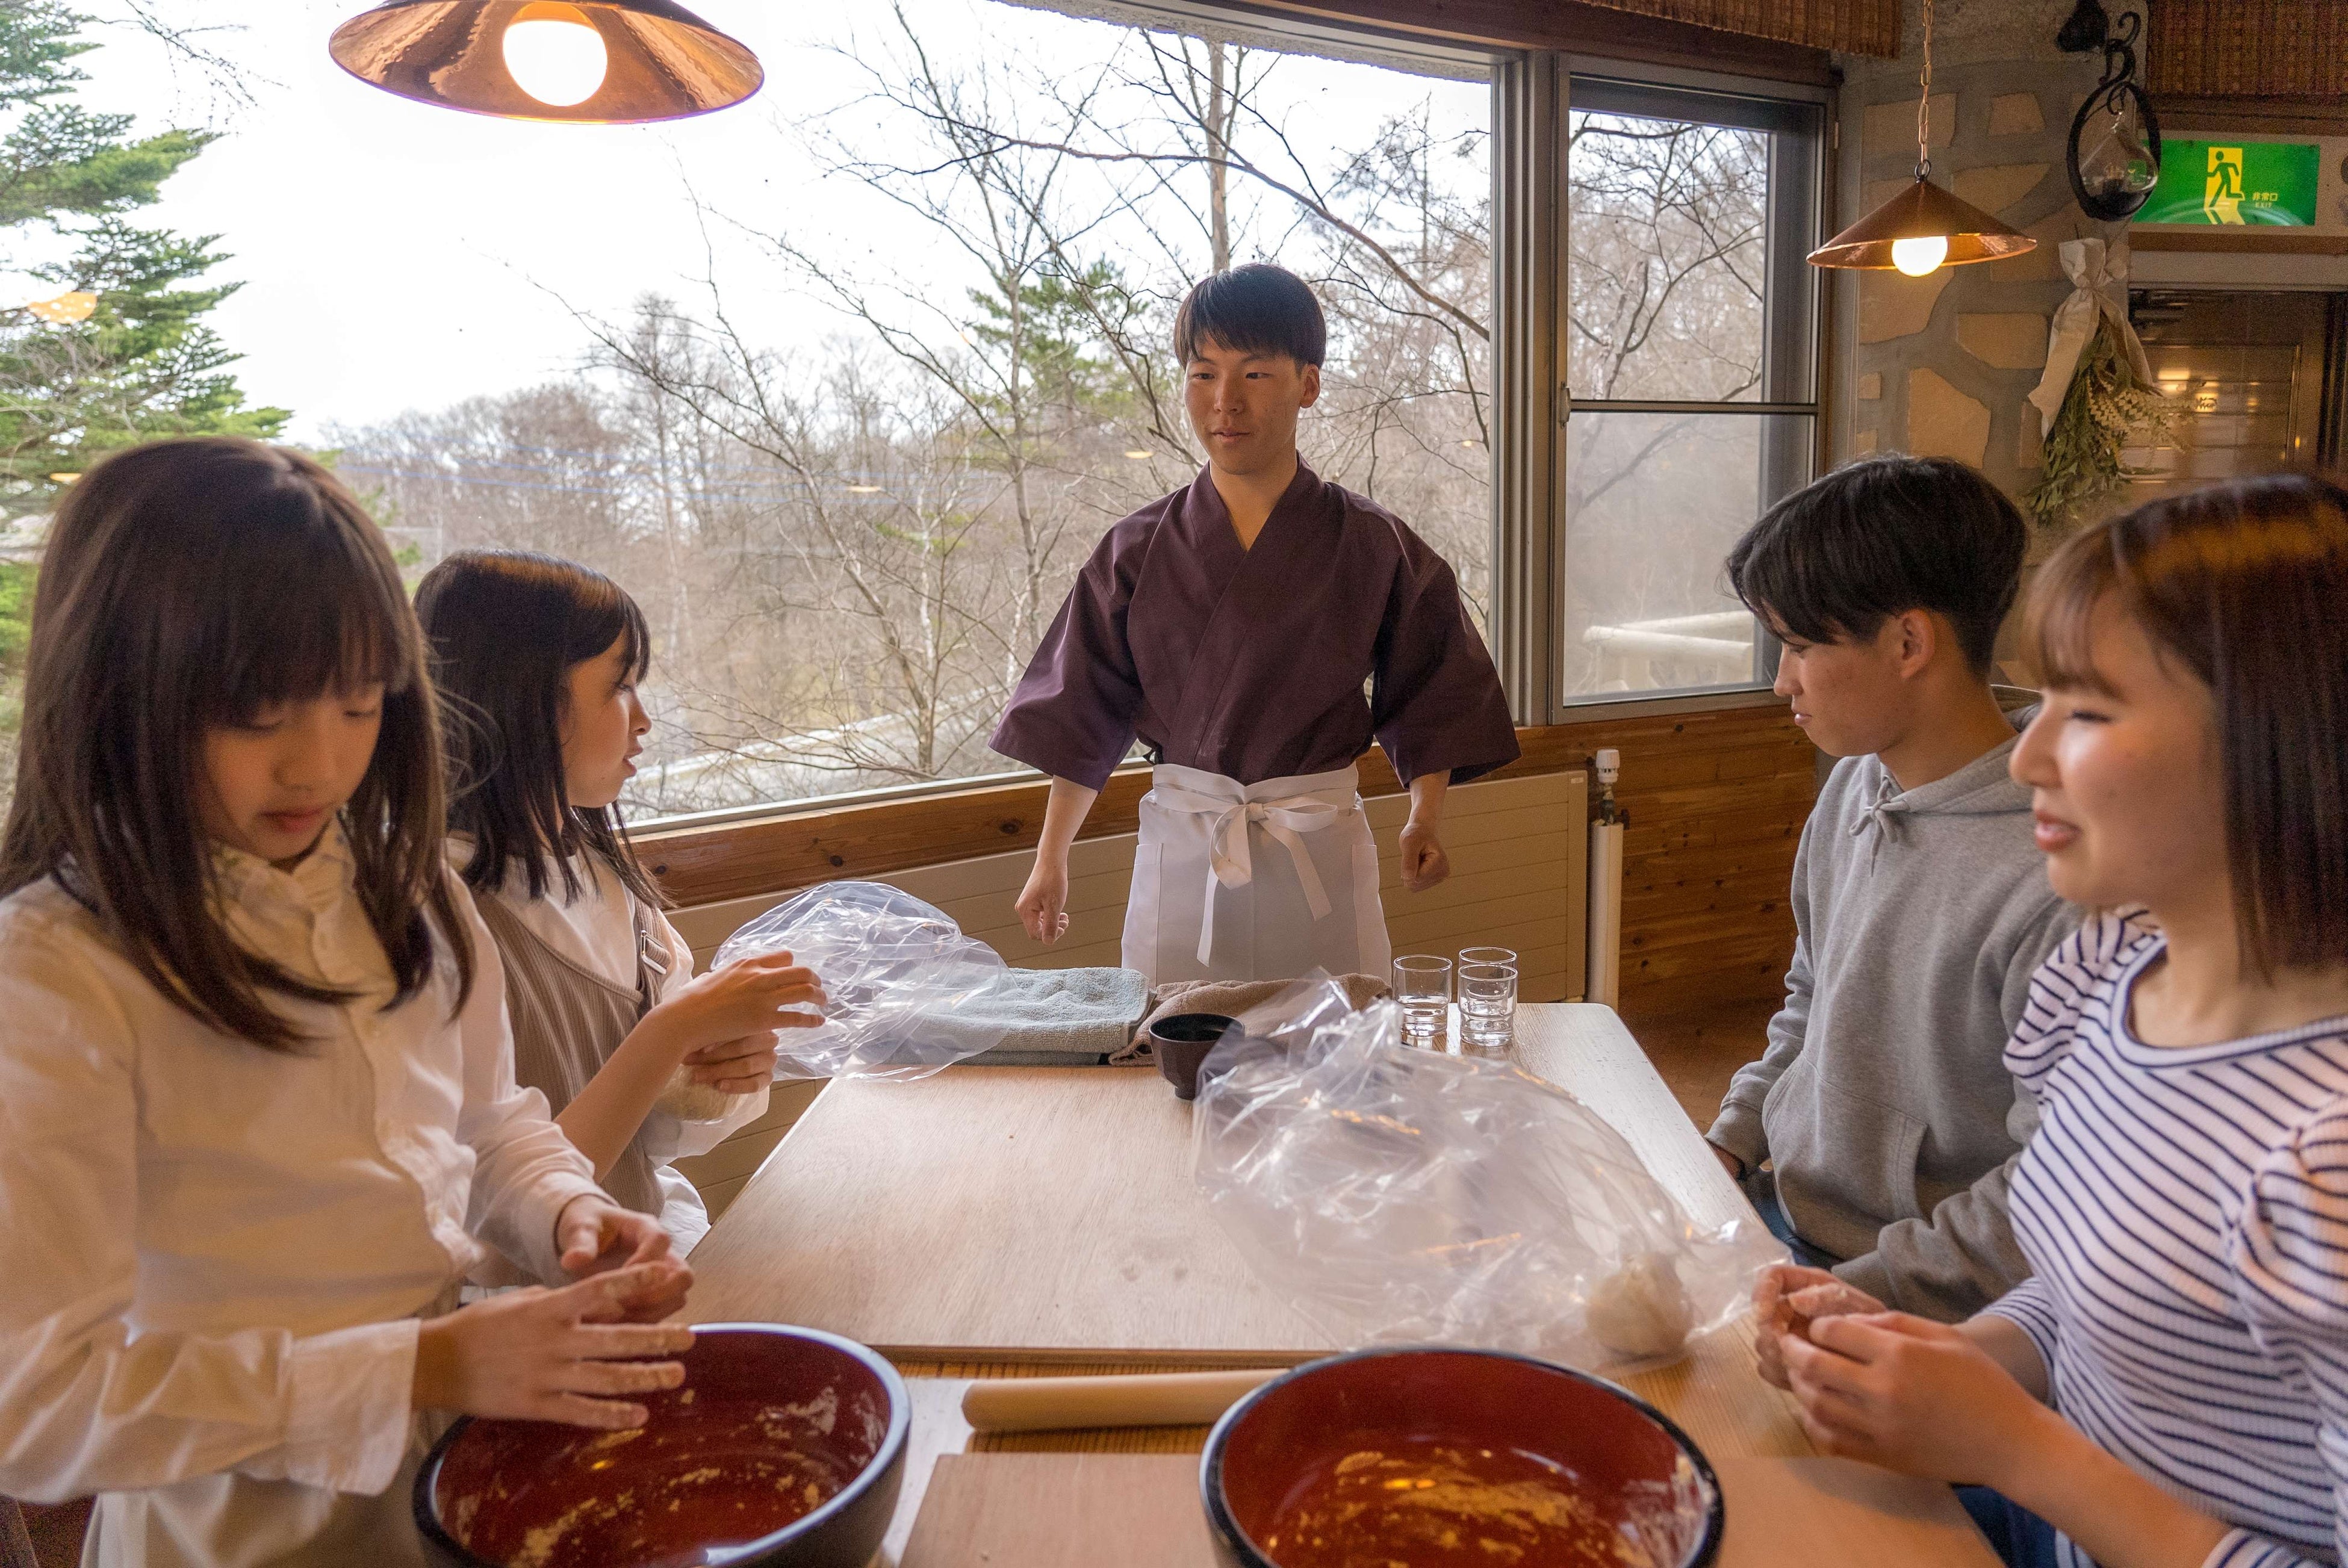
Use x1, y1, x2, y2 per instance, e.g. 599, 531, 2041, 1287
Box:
1739, 1167, 1843, 1271
1957, 1487, 2063, 1568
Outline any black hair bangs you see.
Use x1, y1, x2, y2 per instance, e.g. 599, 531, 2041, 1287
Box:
1173, 263, 1327, 368
1724, 454, 2028, 675
617, 584, 653, 683
196, 471, 421, 726
1726, 503, 1884, 649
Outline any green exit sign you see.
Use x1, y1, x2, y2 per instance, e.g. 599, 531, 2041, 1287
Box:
2138, 139, 2321, 226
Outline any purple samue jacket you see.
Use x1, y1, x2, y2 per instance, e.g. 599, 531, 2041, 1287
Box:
990, 462, 1518, 792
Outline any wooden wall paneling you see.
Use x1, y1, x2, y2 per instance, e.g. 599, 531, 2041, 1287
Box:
669, 1078, 824, 1224
651, 701, 1815, 1026
673, 771, 1590, 1003
1580, 706, 1813, 1015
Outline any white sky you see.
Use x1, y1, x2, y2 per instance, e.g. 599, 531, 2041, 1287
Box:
49, 1, 1490, 443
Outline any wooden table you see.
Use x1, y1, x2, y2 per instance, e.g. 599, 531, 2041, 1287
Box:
685, 1005, 1994, 1565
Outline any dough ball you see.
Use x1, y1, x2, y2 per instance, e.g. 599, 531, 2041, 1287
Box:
654, 1064, 750, 1123
1587, 1252, 1696, 1358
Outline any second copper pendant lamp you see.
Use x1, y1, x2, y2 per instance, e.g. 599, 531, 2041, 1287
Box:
1809, 0, 2036, 276
329, 0, 762, 123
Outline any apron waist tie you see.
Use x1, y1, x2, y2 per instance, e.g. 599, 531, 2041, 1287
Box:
1149, 786, 1347, 967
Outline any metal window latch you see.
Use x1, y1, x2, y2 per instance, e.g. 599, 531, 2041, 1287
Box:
1559, 382, 1573, 425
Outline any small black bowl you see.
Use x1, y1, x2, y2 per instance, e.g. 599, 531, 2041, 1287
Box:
1201, 1345, 1722, 1568
415, 1322, 907, 1568
1151, 1011, 1240, 1100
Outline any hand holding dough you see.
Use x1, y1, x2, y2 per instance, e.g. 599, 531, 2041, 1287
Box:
1587, 1251, 1697, 1358
1753, 1264, 1884, 1389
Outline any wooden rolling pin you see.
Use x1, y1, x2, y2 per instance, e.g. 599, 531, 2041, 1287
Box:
960, 1369, 1284, 1433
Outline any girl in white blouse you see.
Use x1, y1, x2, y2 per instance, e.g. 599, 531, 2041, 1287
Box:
415, 550, 825, 1259
0, 439, 700, 1567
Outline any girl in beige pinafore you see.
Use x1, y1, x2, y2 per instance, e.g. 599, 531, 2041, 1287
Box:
417, 550, 828, 1258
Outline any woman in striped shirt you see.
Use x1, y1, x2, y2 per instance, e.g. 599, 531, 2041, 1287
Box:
1764, 473, 2348, 1568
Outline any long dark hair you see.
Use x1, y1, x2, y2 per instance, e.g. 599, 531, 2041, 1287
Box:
2027, 471, 2348, 977
414, 549, 660, 908
0, 438, 470, 1050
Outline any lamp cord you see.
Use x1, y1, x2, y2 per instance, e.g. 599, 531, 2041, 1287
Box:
1915, 0, 1934, 181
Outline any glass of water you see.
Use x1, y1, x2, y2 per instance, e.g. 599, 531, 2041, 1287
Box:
1458, 962, 1519, 1055
1391, 955, 1452, 1051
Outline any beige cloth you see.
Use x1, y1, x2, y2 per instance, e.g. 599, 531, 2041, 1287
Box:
1121, 972, 1392, 1062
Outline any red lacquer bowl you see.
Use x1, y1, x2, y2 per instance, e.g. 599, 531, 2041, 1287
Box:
414, 1324, 907, 1568
1202, 1345, 1722, 1568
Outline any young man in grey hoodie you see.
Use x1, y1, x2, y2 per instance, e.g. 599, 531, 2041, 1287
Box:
1704, 454, 2075, 1323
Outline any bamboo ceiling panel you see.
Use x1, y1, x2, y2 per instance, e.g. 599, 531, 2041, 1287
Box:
1575, 0, 1898, 55
2148, 0, 2348, 99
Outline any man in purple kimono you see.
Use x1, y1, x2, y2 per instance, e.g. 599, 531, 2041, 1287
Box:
990, 263, 1518, 984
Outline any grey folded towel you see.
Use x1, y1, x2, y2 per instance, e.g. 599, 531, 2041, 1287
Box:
1123, 973, 1393, 1062
946, 966, 1154, 1065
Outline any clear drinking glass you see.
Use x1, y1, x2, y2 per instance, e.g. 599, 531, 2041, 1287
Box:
1458, 962, 1519, 1055
1392, 955, 1452, 1051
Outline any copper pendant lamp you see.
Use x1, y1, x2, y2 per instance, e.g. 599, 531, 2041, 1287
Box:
329, 0, 762, 124
1807, 0, 2036, 276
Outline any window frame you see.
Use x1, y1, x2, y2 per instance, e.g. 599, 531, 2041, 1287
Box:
1494, 54, 1831, 726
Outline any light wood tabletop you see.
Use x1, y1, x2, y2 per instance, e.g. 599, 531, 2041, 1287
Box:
683, 1003, 1891, 1563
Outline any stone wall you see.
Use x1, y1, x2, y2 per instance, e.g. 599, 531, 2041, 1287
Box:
1829, 0, 2114, 502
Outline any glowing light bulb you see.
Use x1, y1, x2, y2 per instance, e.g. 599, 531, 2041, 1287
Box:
1891, 235, 1948, 276
502, 2, 607, 108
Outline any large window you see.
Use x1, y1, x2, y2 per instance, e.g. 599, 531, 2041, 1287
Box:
17, 8, 1824, 828
1557, 77, 1822, 701
320, 6, 1495, 820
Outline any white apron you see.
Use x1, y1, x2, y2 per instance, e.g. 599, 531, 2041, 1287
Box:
1123, 762, 1391, 985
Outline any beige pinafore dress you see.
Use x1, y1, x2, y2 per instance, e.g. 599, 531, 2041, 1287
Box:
472, 890, 674, 1222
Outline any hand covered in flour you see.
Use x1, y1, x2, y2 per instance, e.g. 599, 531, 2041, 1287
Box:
680, 1031, 780, 1095
1398, 819, 1450, 892
1754, 1264, 1884, 1390
412, 1264, 696, 1430
556, 1194, 689, 1320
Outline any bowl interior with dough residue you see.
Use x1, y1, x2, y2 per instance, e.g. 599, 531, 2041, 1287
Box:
1202, 1345, 1722, 1568
415, 1323, 907, 1568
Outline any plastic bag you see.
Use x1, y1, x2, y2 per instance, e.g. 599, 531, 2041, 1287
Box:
712, 881, 1010, 1082
1191, 979, 1783, 1369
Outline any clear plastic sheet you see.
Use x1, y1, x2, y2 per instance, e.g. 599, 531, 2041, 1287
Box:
711, 881, 1010, 1082
1191, 979, 1784, 1369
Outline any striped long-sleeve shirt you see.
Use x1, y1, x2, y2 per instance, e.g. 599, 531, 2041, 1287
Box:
1985, 911, 2348, 1568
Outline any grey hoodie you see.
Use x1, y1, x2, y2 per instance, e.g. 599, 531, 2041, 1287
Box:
1707, 719, 2076, 1321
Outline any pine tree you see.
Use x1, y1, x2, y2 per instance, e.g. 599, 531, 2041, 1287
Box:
0, 1, 285, 515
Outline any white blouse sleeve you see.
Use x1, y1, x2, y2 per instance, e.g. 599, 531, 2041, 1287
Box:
447, 884, 604, 1284
0, 930, 416, 1502
636, 905, 771, 1164
2220, 1100, 2348, 1568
